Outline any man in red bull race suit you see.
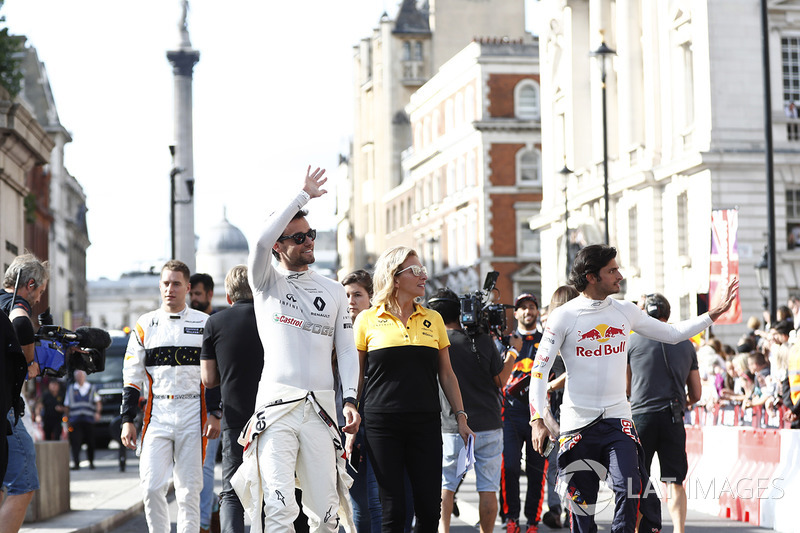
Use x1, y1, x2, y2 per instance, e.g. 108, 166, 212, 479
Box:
120, 260, 218, 533
501, 293, 547, 533
529, 245, 738, 533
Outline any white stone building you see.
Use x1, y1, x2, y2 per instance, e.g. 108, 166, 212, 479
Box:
19, 45, 90, 327
529, 0, 800, 340
343, 0, 529, 274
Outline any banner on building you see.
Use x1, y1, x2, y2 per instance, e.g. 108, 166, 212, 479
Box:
709, 208, 741, 324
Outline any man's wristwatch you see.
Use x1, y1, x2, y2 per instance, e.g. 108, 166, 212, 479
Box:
343, 396, 359, 410
209, 409, 222, 419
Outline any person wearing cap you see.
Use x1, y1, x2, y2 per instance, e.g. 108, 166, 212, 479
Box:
499, 293, 547, 533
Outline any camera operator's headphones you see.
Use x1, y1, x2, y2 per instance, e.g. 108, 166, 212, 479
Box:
644, 293, 670, 321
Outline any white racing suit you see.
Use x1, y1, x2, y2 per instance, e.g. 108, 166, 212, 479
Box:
231, 384, 354, 533
121, 306, 209, 533
244, 189, 360, 532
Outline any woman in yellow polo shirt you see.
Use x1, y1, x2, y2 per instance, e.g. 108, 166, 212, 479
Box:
354, 246, 473, 533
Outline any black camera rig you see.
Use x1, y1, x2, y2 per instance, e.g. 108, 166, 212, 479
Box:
34, 320, 111, 378
458, 271, 512, 341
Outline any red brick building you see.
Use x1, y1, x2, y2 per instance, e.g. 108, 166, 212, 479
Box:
386, 38, 543, 307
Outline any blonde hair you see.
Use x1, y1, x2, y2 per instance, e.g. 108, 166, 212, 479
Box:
372, 246, 418, 313
224, 265, 252, 303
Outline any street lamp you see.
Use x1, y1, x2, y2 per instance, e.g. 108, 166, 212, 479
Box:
759, 0, 777, 322
559, 163, 573, 278
755, 246, 770, 310
591, 36, 616, 245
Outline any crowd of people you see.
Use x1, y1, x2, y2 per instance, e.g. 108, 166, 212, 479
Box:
684, 302, 800, 430
5, 164, 798, 533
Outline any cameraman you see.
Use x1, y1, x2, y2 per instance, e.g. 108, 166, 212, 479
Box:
0, 253, 49, 532
428, 288, 516, 533
626, 293, 701, 533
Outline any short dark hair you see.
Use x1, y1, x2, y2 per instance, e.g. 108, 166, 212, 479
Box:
341, 269, 374, 297
747, 351, 767, 367
644, 293, 671, 321
568, 244, 618, 292
190, 273, 214, 293
271, 210, 309, 259
428, 288, 460, 325
772, 320, 792, 336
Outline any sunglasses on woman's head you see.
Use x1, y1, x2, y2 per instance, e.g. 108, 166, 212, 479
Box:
395, 265, 427, 277
277, 229, 317, 245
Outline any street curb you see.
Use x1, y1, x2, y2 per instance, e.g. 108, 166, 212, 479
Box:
71, 482, 173, 533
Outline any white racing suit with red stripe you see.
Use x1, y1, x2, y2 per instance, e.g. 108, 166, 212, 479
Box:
121, 306, 209, 533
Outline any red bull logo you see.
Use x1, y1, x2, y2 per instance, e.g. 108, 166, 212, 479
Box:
577, 323, 627, 343
514, 359, 534, 373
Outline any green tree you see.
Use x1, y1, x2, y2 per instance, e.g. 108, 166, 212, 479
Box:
0, 0, 23, 97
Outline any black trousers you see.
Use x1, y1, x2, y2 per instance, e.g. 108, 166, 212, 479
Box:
69, 420, 95, 466
365, 411, 442, 533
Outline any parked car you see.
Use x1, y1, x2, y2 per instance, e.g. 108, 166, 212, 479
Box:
85, 330, 128, 448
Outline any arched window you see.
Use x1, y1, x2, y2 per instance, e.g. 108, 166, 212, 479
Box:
515, 80, 540, 119
517, 147, 541, 185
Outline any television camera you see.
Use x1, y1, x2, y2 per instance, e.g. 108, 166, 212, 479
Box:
34, 309, 111, 378
457, 271, 513, 342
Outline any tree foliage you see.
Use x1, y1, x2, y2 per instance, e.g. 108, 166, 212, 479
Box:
0, 1, 23, 97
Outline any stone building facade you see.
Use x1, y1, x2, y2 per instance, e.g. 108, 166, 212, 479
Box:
529, 0, 800, 339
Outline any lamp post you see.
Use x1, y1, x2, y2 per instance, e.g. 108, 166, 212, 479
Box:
169, 145, 192, 260
759, 0, 777, 322
591, 38, 616, 245
559, 163, 573, 278
755, 246, 770, 310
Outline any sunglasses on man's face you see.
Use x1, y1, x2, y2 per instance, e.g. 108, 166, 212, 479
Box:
277, 229, 317, 245
395, 264, 428, 277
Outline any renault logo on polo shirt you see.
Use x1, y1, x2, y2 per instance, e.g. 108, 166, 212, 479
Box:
314, 297, 326, 311
423, 319, 431, 328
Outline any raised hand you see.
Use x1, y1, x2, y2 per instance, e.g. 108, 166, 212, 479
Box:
302, 166, 328, 199
709, 277, 739, 321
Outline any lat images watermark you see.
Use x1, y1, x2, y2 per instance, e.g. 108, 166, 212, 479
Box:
558, 459, 786, 517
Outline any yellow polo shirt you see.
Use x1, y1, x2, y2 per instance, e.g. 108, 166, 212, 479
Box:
354, 303, 449, 414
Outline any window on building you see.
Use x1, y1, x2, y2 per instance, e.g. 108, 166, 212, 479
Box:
517, 210, 540, 257
782, 37, 800, 141
782, 37, 800, 104
414, 41, 423, 60
446, 162, 456, 195
456, 156, 466, 190
787, 188, 800, 249
466, 151, 476, 187
432, 110, 440, 140
515, 80, 540, 120
677, 192, 689, 256
517, 148, 542, 185
455, 92, 464, 127
628, 206, 638, 270
423, 117, 431, 146
682, 43, 694, 129
403, 41, 411, 61
465, 85, 475, 123
445, 99, 454, 132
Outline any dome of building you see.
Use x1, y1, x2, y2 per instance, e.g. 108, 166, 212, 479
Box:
198, 211, 249, 254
